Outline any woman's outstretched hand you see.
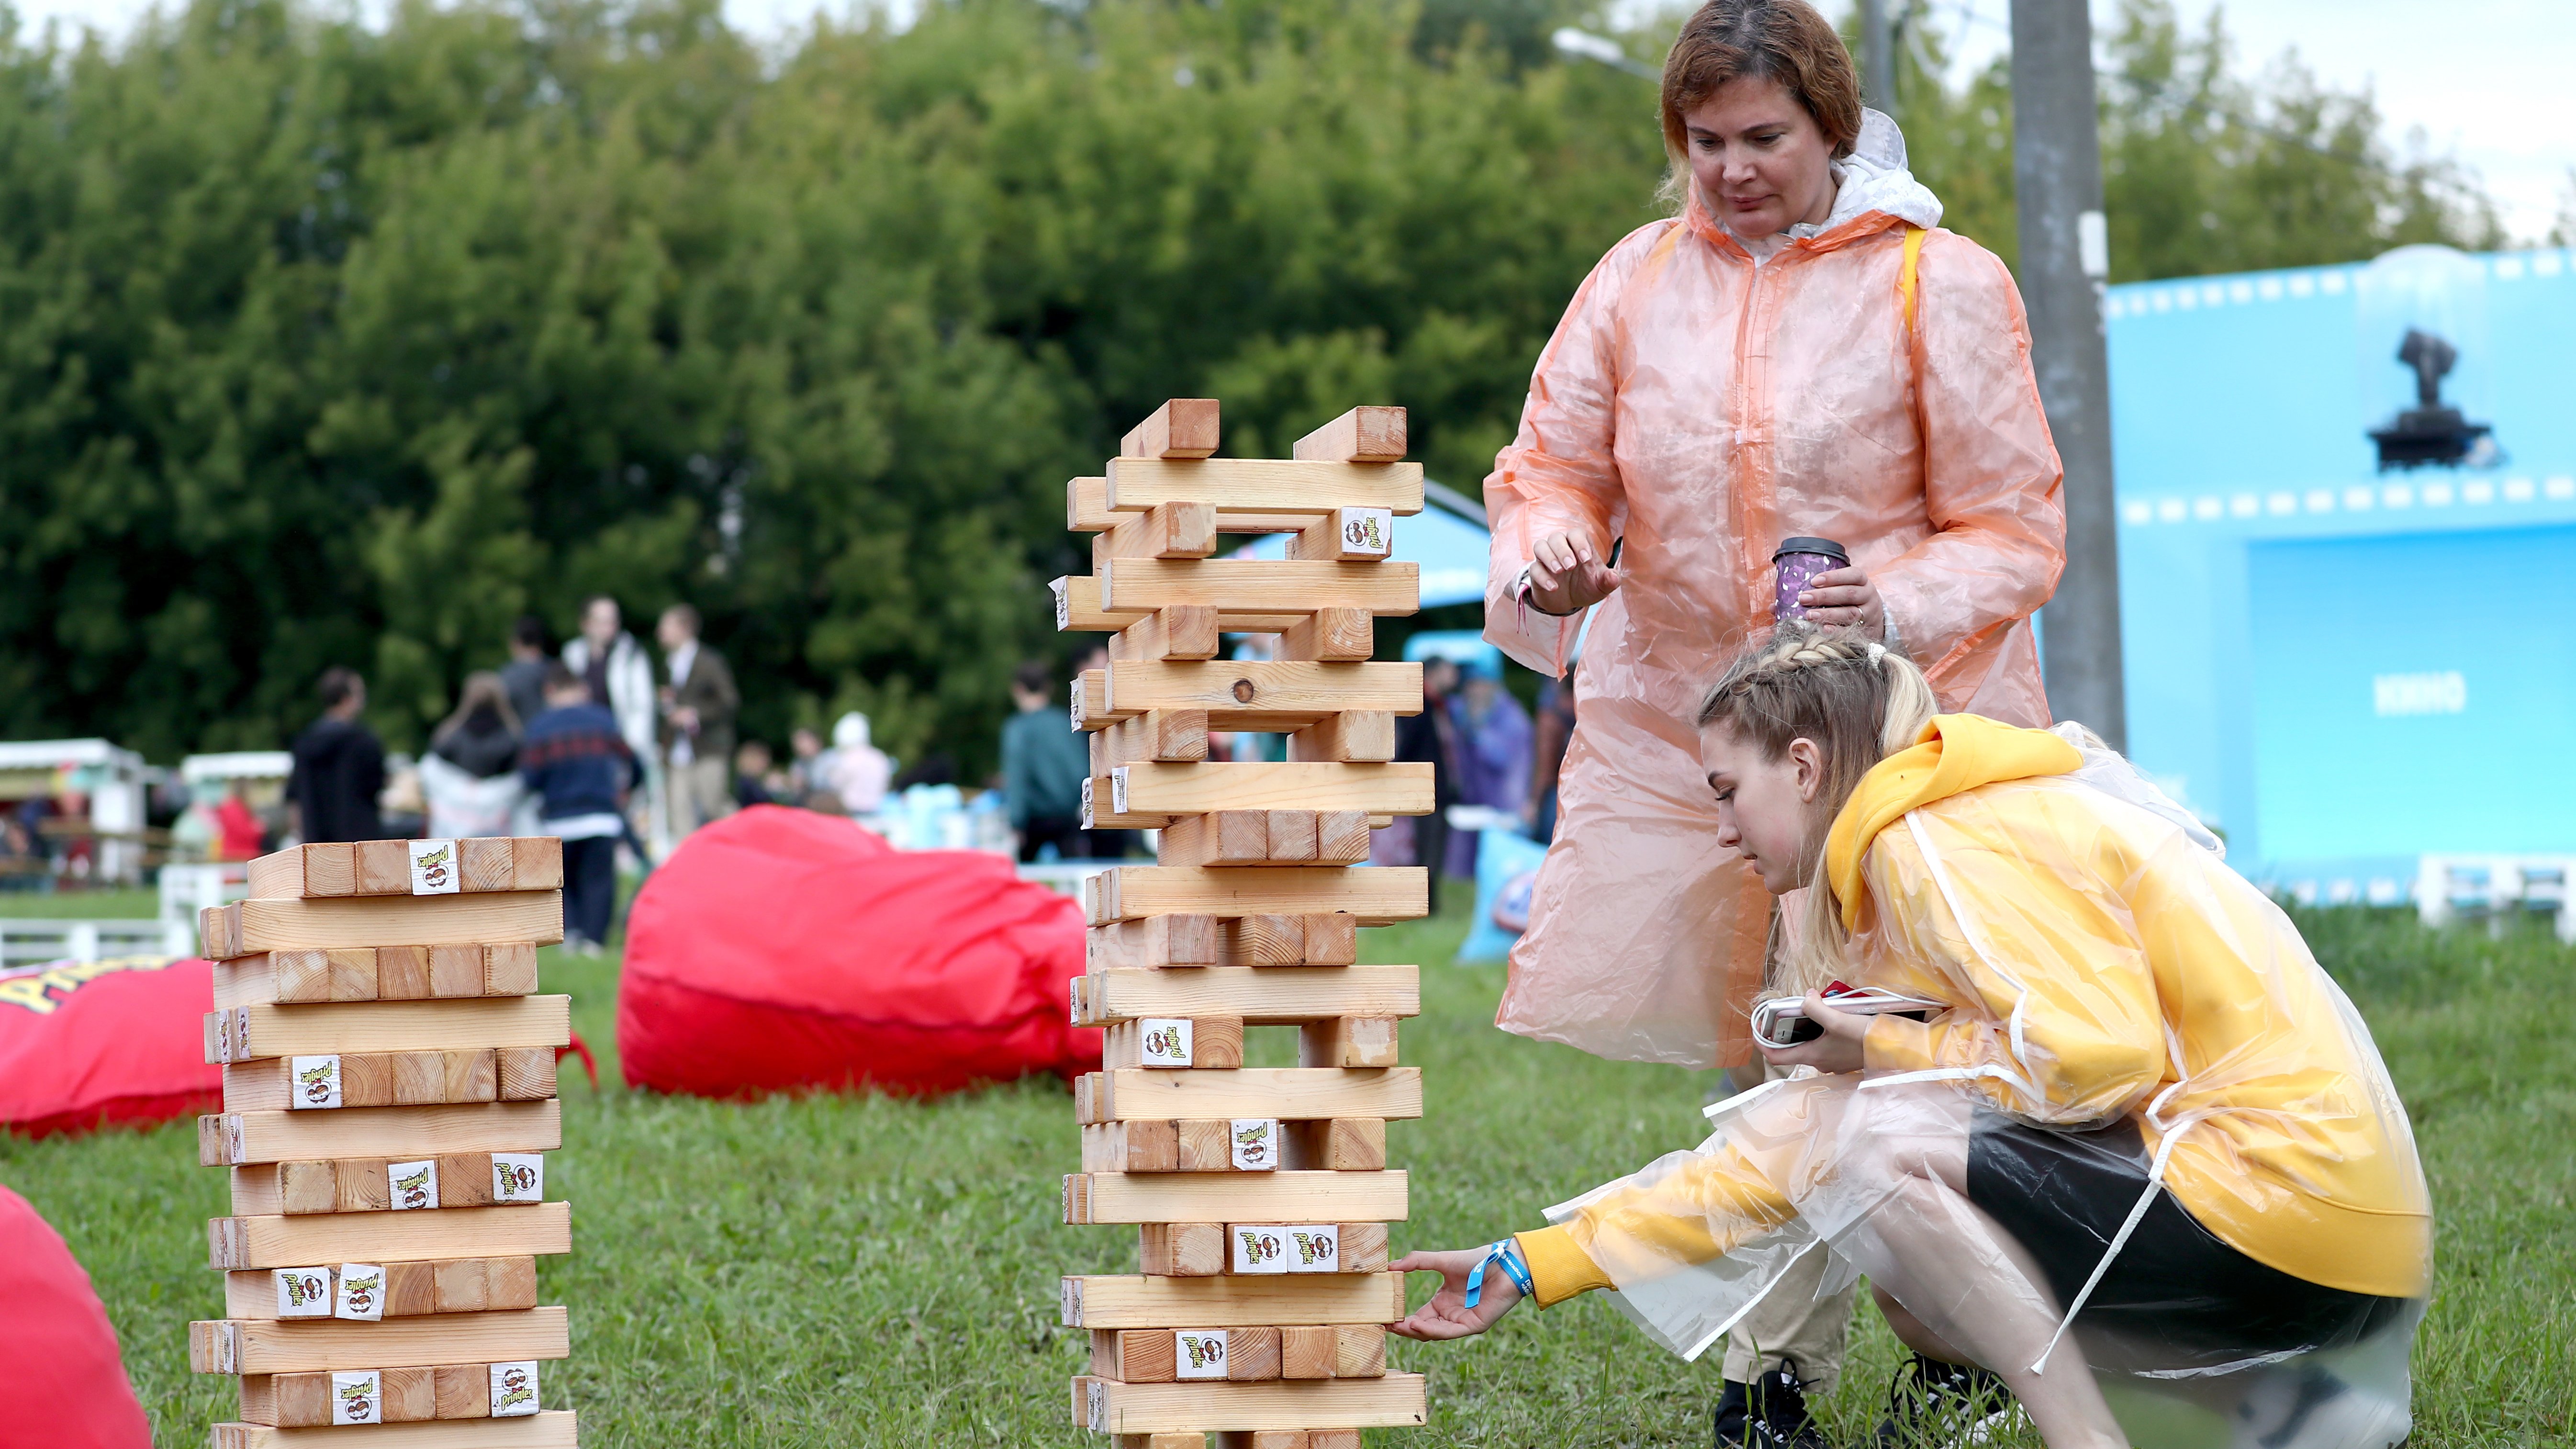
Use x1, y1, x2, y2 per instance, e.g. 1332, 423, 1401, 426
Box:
1796, 566, 1885, 638
1527, 531, 1620, 616
1389, 1246, 1525, 1340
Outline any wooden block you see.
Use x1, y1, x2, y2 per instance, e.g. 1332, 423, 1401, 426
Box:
268, 1161, 339, 1215
1103, 1017, 1243, 1070
487, 1255, 539, 1312
1288, 713, 1396, 764
1064, 1171, 1408, 1225
1095, 867, 1426, 927
323, 949, 382, 1001
1063, 1274, 1406, 1330
1072, 669, 1128, 730
1103, 765, 1430, 824
1279, 1325, 1335, 1381
435, 1154, 497, 1208
372, 946, 427, 999
1333, 1326, 1387, 1379
484, 943, 539, 995
208, 1202, 571, 1271
355, 840, 410, 894
434, 1363, 490, 1418
1083, 1120, 1181, 1173
1081, 966, 1418, 1027
246, 842, 355, 899
1055, 573, 1308, 635
1220, 915, 1306, 968
1098, 1328, 1179, 1382
1084, 776, 1175, 831
200, 1100, 561, 1168
1299, 1019, 1399, 1068
1217, 1434, 1309, 1449
1110, 606, 1223, 664
221, 997, 571, 1059
1292, 407, 1407, 464
390, 1051, 446, 1106
1073, 476, 1354, 537
497, 1047, 557, 1101
1087, 915, 1219, 970
424, 945, 480, 998
458, 837, 518, 892
1122, 398, 1221, 460
204, 893, 565, 956
432, 1258, 491, 1314
1288, 509, 1395, 563
1265, 812, 1319, 864
1226, 1326, 1282, 1382
1308, 1431, 1361, 1449
189, 1307, 570, 1375
213, 1412, 578, 1449
338, 1054, 393, 1107
510, 837, 562, 890
1115, 1436, 1206, 1449
1092, 711, 1212, 771
1104, 662, 1419, 726
262, 950, 334, 1003
1302, 914, 1358, 966
447, 1050, 499, 1103
1105, 458, 1423, 516
1076, 1068, 1421, 1126
1139, 1222, 1228, 1277
1158, 812, 1269, 868
1313, 813, 1370, 866
1099, 560, 1418, 620
338, 1158, 392, 1212
1098, 502, 1218, 560
239, 1370, 332, 1427
1336, 1224, 1390, 1274
1284, 1119, 1387, 1172
382, 1367, 438, 1422
1075, 1374, 1426, 1434
384, 1261, 437, 1317
1278, 609, 1373, 663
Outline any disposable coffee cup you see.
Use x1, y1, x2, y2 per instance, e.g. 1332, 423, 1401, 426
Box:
1771, 537, 1849, 621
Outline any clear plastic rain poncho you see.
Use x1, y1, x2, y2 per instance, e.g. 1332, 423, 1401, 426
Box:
1483, 112, 2065, 1068
1536, 724, 2431, 1449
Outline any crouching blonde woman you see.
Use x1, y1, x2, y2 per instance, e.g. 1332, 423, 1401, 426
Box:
1393, 627, 2430, 1449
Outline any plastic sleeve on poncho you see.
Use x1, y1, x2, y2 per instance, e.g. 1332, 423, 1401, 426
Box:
1479, 223, 1673, 677
1869, 236, 2067, 681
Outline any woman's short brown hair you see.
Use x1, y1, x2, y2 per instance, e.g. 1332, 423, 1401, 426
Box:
1659, 0, 1864, 165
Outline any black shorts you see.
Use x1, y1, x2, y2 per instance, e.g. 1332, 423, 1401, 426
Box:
1964, 1111, 2411, 1372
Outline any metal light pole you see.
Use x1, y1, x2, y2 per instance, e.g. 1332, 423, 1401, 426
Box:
2011, 0, 2126, 748
1861, 0, 1897, 115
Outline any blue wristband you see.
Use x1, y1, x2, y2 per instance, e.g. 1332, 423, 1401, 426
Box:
1462, 1237, 1534, 1310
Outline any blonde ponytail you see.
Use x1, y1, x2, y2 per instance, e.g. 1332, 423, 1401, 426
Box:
1695, 624, 1936, 990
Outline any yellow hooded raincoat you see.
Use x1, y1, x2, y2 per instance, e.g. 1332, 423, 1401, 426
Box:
1484, 117, 2066, 1067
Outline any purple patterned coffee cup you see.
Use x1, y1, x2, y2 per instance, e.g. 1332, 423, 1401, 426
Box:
1771, 537, 1850, 621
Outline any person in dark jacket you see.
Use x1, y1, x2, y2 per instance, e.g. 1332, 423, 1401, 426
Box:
656, 603, 739, 839
288, 667, 385, 844
521, 664, 637, 952
498, 616, 552, 731
1001, 660, 1091, 862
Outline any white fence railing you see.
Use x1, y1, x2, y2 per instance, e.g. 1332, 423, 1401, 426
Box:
0, 917, 194, 968
2416, 854, 2576, 942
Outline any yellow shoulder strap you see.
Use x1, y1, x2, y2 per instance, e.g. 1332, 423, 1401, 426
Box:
1898, 225, 1926, 337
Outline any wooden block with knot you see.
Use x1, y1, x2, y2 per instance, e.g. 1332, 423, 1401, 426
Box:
1123, 399, 1221, 460
1292, 406, 1407, 464
1103, 662, 1419, 726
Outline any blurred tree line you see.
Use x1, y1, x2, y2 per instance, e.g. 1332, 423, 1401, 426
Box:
0, 0, 2503, 774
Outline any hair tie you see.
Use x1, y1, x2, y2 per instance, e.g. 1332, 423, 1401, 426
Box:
1865, 642, 1886, 665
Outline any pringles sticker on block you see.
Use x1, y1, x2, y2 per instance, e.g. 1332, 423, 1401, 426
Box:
1340, 507, 1393, 556
330, 1370, 382, 1426
1287, 1224, 1342, 1273
1231, 1225, 1288, 1275
1137, 1018, 1193, 1068
1227, 1118, 1278, 1171
491, 1153, 544, 1204
407, 838, 462, 894
288, 1056, 343, 1110
488, 1361, 541, 1417
333, 1263, 385, 1321
1174, 1330, 1230, 1381
273, 1267, 332, 1318
387, 1158, 440, 1211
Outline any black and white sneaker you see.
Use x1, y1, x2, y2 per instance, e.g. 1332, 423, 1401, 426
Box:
1715, 1357, 1831, 1449
1875, 1354, 2018, 1447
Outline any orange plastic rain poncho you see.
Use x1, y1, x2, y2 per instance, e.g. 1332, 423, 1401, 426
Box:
1484, 115, 2066, 1067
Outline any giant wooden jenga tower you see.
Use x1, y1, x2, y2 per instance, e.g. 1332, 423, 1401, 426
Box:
191, 838, 577, 1448
1058, 400, 1433, 1449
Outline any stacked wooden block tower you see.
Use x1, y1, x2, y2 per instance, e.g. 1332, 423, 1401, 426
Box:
1059, 399, 1434, 1449
190, 837, 578, 1448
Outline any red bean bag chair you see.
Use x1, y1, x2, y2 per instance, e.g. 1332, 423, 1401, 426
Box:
617, 805, 1098, 1098
0, 955, 221, 1137
0, 1186, 153, 1448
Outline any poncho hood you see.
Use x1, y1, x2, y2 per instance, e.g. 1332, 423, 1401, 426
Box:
1824, 712, 2082, 928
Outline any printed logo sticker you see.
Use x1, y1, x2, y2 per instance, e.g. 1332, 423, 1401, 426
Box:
1084, 1378, 1107, 1430
330, 1370, 382, 1426
387, 1158, 440, 1211
333, 1263, 385, 1321
273, 1268, 332, 1318
1231, 1225, 1288, 1275
491, 1153, 544, 1204
1227, 1117, 1278, 1171
488, 1360, 541, 1417
1137, 1018, 1193, 1068
1287, 1224, 1341, 1273
1109, 768, 1131, 816
1174, 1329, 1230, 1381
406, 838, 462, 895
224, 1115, 245, 1165
288, 1056, 343, 1111
1340, 507, 1392, 556
1053, 579, 1071, 631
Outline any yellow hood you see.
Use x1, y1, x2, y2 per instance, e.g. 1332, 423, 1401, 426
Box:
1824, 714, 2081, 930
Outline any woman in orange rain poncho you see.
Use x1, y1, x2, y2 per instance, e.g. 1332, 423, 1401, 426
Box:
1395, 628, 2431, 1449
1484, 0, 2064, 1072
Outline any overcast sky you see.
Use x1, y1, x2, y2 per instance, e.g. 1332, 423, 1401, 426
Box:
11, 0, 2569, 242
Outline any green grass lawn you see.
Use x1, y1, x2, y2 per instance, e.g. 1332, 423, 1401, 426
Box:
3, 891, 2570, 1447
0, 886, 159, 917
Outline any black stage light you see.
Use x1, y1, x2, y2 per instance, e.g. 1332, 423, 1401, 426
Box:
2368, 327, 2494, 470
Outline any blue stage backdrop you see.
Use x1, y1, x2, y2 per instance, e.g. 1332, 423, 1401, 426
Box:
2104, 245, 2576, 900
